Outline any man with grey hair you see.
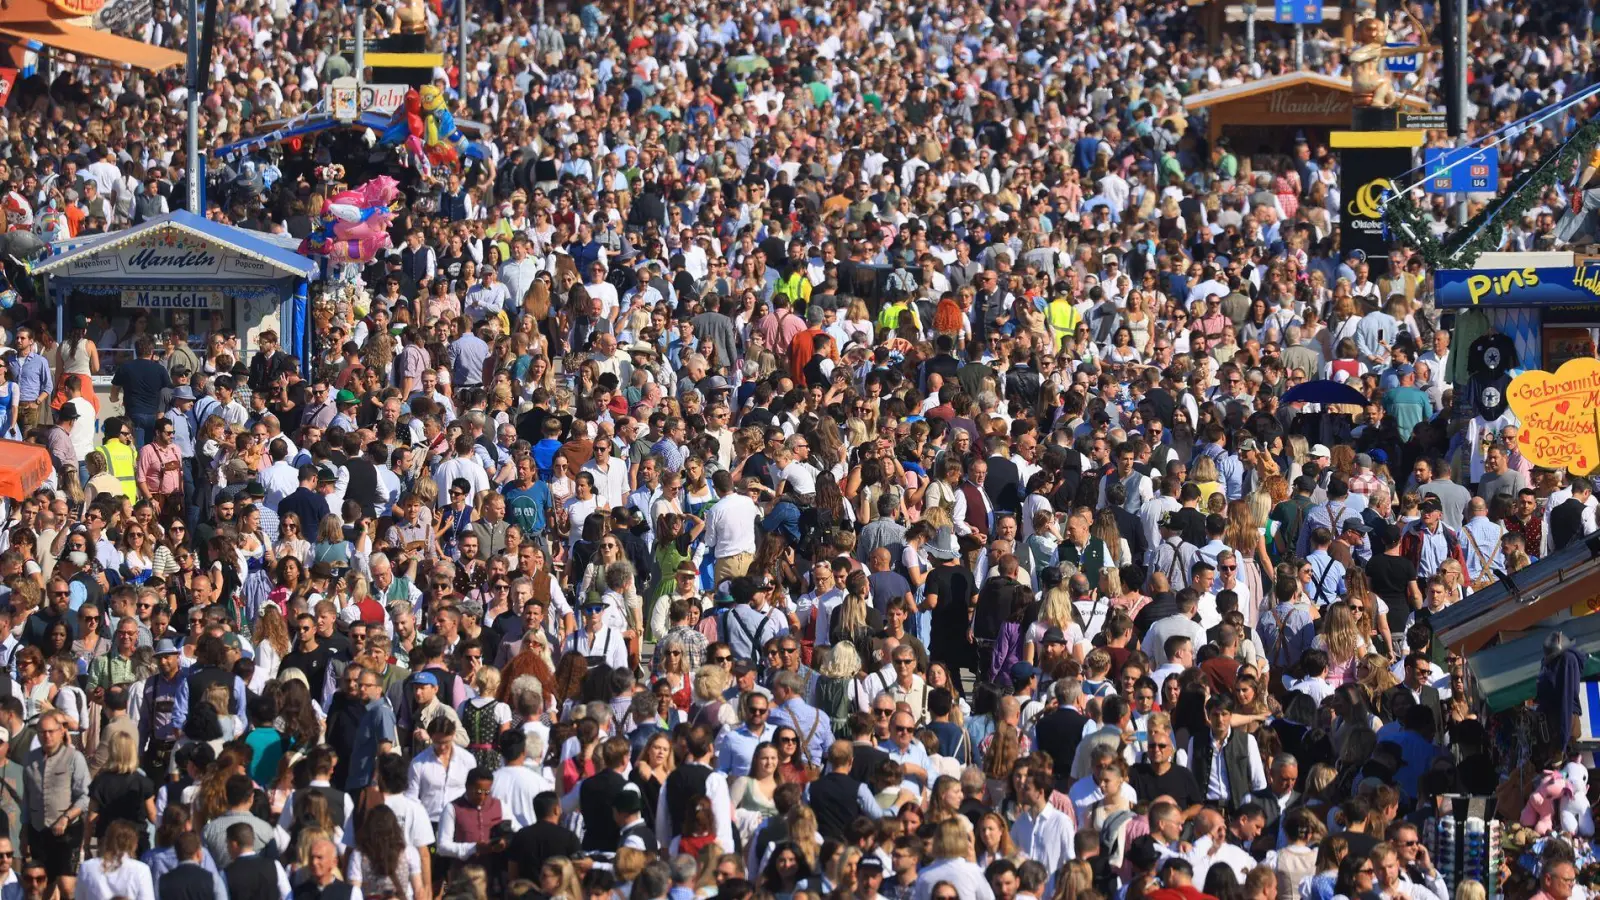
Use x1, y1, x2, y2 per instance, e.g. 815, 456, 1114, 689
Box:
1250, 752, 1302, 844
769, 669, 834, 768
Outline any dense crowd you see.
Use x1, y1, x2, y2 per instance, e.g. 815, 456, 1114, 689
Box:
0, 0, 1597, 900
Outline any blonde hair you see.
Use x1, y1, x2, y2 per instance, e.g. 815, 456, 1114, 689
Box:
693, 664, 732, 702
1320, 602, 1363, 666
473, 666, 501, 698
1191, 455, 1219, 484
818, 642, 861, 679
104, 729, 140, 775
931, 818, 972, 860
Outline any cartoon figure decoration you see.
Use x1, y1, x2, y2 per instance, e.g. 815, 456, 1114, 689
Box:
1349, 15, 1430, 108
1560, 761, 1595, 838
299, 175, 401, 265
1521, 766, 1574, 837
418, 85, 486, 168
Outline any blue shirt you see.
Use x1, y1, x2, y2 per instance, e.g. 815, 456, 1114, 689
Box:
503, 481, 552, 535
346, 698, 397, 792
12, 351, 49, 404
449, 332, 491, 388
761, 500, 802, 545
771, 698, 835, 768
714, 722, 776, 776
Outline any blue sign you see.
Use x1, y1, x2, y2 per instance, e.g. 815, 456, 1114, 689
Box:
1436, 264, 1600, 308
1274, 0, 1322, 24
1425, 146, 1500, 194
1385, 42, 1420, 72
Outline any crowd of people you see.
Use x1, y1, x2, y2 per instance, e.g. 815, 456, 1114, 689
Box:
0, 0, 1597, 899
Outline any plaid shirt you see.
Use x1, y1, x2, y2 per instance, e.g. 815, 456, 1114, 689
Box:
1348, 470, 1382, 498
652, 623, 709, 672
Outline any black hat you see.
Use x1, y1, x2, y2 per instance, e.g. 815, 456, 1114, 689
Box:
55, 403, 79, 420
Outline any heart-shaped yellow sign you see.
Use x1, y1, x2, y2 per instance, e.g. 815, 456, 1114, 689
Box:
1507, 358, 1600, 474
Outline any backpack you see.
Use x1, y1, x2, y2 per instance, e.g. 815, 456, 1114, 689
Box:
813, 676, 853, 734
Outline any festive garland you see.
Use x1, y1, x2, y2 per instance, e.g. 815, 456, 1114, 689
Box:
1383, 118, 1600, 270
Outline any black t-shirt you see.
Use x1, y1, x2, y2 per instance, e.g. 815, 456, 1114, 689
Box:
281, 644, 337, 698
1129, 761, 1203, 811
110, 359, 172, 417
1170, 507, 1207, 548
1365, 554, 1418, 634
509, 821, 582, 877
88, 770, 155, 842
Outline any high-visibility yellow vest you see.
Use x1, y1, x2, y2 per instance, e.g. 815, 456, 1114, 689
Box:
878, 301, 907, 329
1047, 299, 1081, 350
101, 440, 138, 502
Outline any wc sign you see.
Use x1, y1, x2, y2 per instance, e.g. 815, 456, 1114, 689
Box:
1386, 42, 1421, 73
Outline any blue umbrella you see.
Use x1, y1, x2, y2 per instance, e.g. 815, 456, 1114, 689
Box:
1281, 379, 1368, 407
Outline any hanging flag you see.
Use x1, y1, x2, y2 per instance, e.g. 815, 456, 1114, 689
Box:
0, 69, 16, 109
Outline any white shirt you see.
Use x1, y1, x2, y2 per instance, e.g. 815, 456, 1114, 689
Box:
1011, 802, 1076, 874
951, 482, 994, 536
913, 858, 996, 900
582, 458, 629, 509
1187, 729, 1268, 804
73, 856, 156, 900
492, 763, 555, 828
433, 456, 492, 508
65, 397, 95, 460
342, 793, 435, 849
564, 625, 628, 669
802, 588, 846, 647
260, 460, 301, 511
1187, 835, 1259, 885
1290, 676, 1334, 706
405, 746, 473, 824
704, 493, 761, 558
654, 762, 734, 852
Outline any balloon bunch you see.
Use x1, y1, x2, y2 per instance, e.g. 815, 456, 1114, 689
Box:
376, 87, 485, 175
298, 176, 401, 265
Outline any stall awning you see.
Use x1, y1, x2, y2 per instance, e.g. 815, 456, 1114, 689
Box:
0, 441, 54, 503
1468, 615, 1600, 713
0, 20, 184, 72
1430, 537, 1600, 654
30, 209, 317, 281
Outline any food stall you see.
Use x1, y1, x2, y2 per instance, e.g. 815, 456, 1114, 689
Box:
28, 210, 317, 401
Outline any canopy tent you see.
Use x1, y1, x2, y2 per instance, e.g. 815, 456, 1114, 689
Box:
0, 19, 183, 72
30, 209, 317, 282
29, 210, 317, 374
0, 441, 54, 503
1428, 537, 1598, 654
1468, 615, 1600, 713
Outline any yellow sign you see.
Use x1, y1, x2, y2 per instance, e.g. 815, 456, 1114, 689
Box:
1347, 179, 1391, 219
1506, 359, 1600, 473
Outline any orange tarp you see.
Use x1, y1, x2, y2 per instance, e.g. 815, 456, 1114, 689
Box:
0, 20, 185, 72
0, 440, 54, 503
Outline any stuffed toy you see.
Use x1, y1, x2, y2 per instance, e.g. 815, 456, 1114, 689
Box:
1522, 768, 1574, 836
1560, 761, 1595, 837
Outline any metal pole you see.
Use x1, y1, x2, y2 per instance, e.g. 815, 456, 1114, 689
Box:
1453, 0, 1468, 226
537, 0, 544, 25
186, 0, 201, 213
458, 0, 467, 94
354, 6, 365, 79
1294, 23, 1304, 69
1246, 5, 1255, 66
